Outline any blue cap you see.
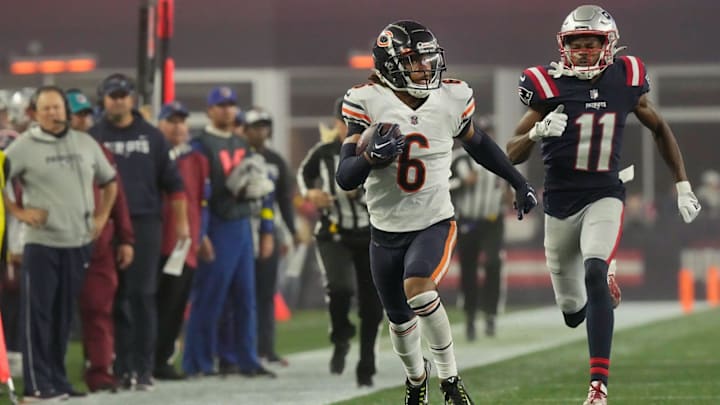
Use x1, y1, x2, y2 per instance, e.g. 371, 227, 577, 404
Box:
100, 73, 135, 97
66, 90, 93, 114
207, 86, 237, 106
158, 101, 189, 120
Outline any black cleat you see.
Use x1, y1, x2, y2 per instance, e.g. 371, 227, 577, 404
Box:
154, 364, 187, 380
404, 358, 431, 405
440, 376, 474, 405
239, 366, 277, 379
329, 341, 350, 374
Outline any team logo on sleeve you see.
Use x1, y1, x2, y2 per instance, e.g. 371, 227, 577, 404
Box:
518, 86, 534, 105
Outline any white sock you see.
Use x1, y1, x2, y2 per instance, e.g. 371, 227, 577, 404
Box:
389, 318, 425, 384
408, 290, 457, 379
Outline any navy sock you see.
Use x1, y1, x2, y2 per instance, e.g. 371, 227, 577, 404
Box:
585, 258, 613, 386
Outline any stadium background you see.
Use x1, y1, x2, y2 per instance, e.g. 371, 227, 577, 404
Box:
0, 0, 718, 333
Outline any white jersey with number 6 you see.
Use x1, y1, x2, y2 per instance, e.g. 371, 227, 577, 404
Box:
342, 80, 475, 232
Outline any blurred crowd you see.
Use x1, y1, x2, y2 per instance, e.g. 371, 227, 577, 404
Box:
0, 75, 311, 400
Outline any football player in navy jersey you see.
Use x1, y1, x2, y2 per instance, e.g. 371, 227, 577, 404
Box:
507, 5, 701, 405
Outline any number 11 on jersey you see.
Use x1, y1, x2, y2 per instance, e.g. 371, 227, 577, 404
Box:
574, 112, 617, 172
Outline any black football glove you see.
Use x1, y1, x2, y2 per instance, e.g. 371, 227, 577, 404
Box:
513, 182, 538, 220
367, 123, 405, 164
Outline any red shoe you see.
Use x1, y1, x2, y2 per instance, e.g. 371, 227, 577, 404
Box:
608, 259, 621, 309
582, 380, 607, 405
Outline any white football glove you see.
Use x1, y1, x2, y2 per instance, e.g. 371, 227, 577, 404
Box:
226, 154, 274, 199
676, 181, 701, 223
529, 105, 567, 142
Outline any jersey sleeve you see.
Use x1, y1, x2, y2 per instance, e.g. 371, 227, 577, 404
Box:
445, 79, 475, 138
617, 55, 650, 102
342, 86, 372, 134
518, 66, 560, 109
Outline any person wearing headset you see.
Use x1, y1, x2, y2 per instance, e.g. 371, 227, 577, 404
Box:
4, 86, 118, 401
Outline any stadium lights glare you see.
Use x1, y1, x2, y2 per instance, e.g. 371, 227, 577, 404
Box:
9, 56, 97, 75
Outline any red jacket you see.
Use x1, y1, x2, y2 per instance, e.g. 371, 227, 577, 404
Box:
161, 146, 210, 269
92, 146, 134, 260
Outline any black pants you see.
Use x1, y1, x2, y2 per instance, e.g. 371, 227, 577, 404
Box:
316, 231, 383, 374
114, 216, 161, 379
21, 243, 90, 396
255, 233, 280, 358
154, 256, 195, 370
457, 218, 504, 319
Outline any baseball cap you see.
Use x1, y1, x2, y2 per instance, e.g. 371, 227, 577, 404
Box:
158, 101, 189, 120
244, 108, 272, 126
100, 73, 135, 97
66, 89, 93, 114
207, 86, 237, 106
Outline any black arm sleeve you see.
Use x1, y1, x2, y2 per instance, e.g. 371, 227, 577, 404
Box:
335, 143, 371, 191
461, 126, 526, 190
276, 157, 297, 235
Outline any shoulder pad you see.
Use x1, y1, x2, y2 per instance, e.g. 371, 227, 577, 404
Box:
616, 56, 647, 87
519, 66, 560, 105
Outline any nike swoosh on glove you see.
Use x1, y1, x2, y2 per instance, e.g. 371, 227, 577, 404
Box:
513, 182, 538, 220
676, 181, 702, 223
368, 123, 405, 163
529, 104, 567, 141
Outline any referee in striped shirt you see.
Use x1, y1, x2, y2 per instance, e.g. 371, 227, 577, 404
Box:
450, 117, 511, 340
296, 98, 383, 387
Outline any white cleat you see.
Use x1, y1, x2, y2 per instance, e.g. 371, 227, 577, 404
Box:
582, 380, 608, 405
608, 259, 621, 309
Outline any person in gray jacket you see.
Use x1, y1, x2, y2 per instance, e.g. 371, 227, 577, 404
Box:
4, 86, 118, 401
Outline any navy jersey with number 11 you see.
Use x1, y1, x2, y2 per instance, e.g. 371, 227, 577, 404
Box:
518, 56, 650, 218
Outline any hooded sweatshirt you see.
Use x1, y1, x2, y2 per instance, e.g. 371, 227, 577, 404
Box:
5, 126, 116, 247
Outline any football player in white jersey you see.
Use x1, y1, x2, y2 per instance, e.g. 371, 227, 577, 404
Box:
336, 20, 538, 405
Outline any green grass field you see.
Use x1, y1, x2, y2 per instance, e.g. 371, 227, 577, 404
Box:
335, 307, 720, 405
3, 307, 464, 403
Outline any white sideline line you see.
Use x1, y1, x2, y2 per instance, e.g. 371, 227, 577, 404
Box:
68, 302, 702, 405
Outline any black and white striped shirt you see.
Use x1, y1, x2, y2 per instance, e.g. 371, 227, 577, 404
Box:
297, 139, 370, 232
450, 148, 505, 221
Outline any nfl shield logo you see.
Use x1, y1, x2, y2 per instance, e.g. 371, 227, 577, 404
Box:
590, 89, 599, 100
410, 115, 418, 125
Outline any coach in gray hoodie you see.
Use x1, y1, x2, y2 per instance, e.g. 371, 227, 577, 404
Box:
4, 86, 117, 401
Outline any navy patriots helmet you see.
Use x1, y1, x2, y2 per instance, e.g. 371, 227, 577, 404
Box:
372, 20, 446, 98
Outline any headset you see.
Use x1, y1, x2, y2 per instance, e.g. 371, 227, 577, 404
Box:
29, 85, 71, 123
31, 85, 95, 247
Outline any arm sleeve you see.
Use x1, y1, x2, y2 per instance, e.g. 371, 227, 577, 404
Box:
461, 126, 526, 190
336, 143, 372, 191
155, 131, 185, 195
275, 156, 296, 235
92, 138, 117, 185
296, 143, 322, 197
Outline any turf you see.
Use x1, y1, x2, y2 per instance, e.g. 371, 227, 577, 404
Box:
334, 307, 720, 405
